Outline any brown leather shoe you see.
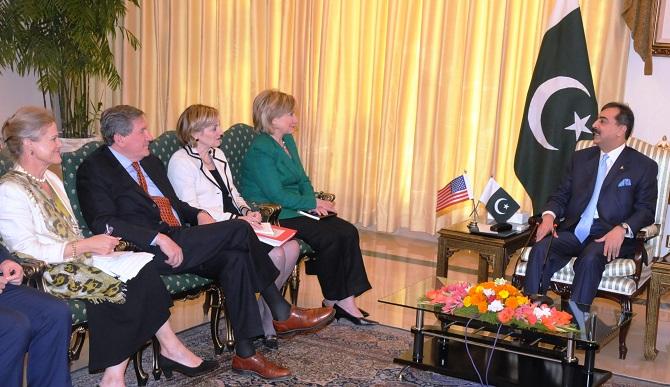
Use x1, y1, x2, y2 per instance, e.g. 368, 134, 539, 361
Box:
231, 353, 291, 380
273, 305, 335, 336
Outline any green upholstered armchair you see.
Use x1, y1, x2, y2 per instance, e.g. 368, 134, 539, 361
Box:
513, 137, 670, 360
220, 123, 336, 305
60, 133, 233, 385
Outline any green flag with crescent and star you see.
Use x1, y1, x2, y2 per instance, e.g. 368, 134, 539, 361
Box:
514, 0, 597, 214
479, 177, 521, 224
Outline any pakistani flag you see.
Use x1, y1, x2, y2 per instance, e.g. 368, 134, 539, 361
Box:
514, 0, 598, 214
480, 177, 520, 224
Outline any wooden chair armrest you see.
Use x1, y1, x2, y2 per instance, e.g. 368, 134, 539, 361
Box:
636, 223, 660, 241
18, 256, 47, 290
257, 203, 282, 225
315, 191, 336, 202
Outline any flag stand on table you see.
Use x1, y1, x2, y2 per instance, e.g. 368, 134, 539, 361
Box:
436, 172, 477, 229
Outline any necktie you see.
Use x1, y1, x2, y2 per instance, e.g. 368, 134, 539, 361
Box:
131, 162, 181, 227
574, 154, 609, 242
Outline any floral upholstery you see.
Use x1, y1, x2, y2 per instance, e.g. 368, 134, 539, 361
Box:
68, 299, 87, 325
219, 123, 257, 188
61, 141, 103, 237
513, 137, 670, 359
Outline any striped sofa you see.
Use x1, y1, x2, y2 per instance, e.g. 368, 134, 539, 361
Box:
513, 137, 670, 360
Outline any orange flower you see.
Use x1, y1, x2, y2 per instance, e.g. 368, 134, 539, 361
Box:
504, 297, 519, 309
498, 307, 515, 323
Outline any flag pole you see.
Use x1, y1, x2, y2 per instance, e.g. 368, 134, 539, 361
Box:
465, 170, 479, 231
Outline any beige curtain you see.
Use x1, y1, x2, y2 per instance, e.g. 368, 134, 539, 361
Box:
109, 0, 630, 234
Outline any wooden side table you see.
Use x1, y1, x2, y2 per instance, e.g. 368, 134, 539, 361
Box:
644, 259, 670, 360
437, 221, 532, 282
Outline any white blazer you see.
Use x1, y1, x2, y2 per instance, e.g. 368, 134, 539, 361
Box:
0, 167, 76, 263
168, 146, 251, 222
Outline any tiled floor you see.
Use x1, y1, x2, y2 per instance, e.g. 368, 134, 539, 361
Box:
72, 229, 670, 384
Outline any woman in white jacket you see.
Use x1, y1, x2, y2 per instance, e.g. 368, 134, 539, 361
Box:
168, 104, 299, 349
0, 106, 217, 387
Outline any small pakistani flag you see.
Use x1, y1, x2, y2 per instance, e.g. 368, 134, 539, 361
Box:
479, 177, 520, 224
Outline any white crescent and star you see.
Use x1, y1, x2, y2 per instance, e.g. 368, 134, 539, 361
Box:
527, 76, 592, 150
493, 198, 509, 215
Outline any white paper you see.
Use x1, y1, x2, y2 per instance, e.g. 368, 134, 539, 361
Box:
91, 251, 154, 283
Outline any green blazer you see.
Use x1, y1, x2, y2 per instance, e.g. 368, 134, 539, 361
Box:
240, 133, 317, 219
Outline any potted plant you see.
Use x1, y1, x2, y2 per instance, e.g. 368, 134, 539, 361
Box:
0, 0, 139, 146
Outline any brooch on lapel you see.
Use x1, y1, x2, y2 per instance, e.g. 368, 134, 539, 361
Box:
618, 178, 632, 187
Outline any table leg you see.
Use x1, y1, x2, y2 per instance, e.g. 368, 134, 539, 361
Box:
493, 248, 506, 280
644, 274, 661, 360
478, 254, 491, 283
413, 309, 425, 362
437, 239, 456, 277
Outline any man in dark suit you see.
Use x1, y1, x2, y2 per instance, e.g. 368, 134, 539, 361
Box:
76, 105, 334, 380
524, 102, 658, 314
0, 244, 72, 387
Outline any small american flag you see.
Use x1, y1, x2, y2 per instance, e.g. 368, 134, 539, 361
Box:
437, 174, 473, 212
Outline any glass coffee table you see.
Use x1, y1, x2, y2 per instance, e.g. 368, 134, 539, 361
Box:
379, 277, 631, 387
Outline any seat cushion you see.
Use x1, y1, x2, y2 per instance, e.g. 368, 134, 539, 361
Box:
67, 299, 87, 325
519, 248, 637, 277
161, 273, 214, 294
516, 244, 654, 296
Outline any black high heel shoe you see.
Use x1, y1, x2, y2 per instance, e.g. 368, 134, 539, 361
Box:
263, 335, 279, 350
322, 302, 370, 318
158, 354, 219, 379
332, 303, 378, 326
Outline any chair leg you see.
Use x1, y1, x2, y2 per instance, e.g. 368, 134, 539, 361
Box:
220, 292, 236, 351
208, 287, 226, 354
151, 338, 162, 380
289, 261, 301, 306
68, 325, 87, 361
618, 298, 633, 360
132, 341, 150, 386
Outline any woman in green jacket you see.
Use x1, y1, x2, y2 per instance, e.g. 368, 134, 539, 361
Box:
241, 89, 374, 325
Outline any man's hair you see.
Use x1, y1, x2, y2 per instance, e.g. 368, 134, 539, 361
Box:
100, 105, 145, 145
601, 102, 634, 139
252, 89, 296, 134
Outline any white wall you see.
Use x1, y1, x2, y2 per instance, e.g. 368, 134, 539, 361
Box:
0, 69, 43, 123
623, 41, 670, 144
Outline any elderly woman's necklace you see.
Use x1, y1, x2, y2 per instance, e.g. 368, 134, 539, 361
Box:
17, 164, 47, 184
25, 171, 46, 184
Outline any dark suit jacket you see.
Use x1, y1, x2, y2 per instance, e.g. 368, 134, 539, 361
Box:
545, 146, 658, 236
77, 146, 202, 250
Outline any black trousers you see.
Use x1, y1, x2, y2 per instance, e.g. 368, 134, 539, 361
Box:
86, 262, 171, 371
280, 216, 372, 300
149, 219, 277, 341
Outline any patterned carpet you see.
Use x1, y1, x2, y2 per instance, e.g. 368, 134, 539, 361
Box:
71, 320, 664, 386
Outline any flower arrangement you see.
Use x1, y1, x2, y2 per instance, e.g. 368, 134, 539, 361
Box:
423, 278, 578, 333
